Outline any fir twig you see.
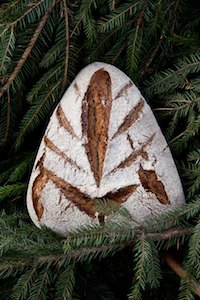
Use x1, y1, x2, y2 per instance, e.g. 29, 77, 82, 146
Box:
145, 227, 193, 241
0, 0, 57, 99
0, 1, 200, 298
0, 90, 10, 148
164, 253, 200, 297
141, 33, 164, 75
0, 25, 15, 75
61, 0, 69, 90
70, 0, 95, 38
0, 0, 48, 34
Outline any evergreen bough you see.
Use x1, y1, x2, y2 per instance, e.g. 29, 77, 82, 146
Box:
0, 0, 199, 299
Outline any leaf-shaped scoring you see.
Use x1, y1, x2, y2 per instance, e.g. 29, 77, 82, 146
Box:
82, 69, 112, 187
32, 152, 138, 222
31, 65, 171, 226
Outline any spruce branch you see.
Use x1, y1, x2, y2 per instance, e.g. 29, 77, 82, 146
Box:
55, 263, 75, 300
0, 90, 10, 148
169, 0, 180, 32
130, 23, 141, 68
35, 242, 128, 264
126, 0, 149, 77
0, 0, 22, 15
98, 2, 139, 33
61, 0, 69, 90
16, 227, 196, 263
141, 33, 164, 75
27, 65, 63, 103
164, 254, 200, 297
128, 234, 146, 300
0, 225, 193, 269
0, 0, 57, 99
11, 267, 38, 300
15, 80, 61, 150
131, 0, 146, 65
28, 265, 52, 300
0, 26, 15, 75
0, 259, 29, 273
0, 0, 48, 37
66, 226, 193, 245
185, 219, 200, 280
12, 0, 46, 26
144, 200, 200, 232
70, 0, 96, 38
87, 21, 132, 62
0, 182, 26, 202
110, 39, 126, 64
145, 227, 193, 241
144, 52, 200, 96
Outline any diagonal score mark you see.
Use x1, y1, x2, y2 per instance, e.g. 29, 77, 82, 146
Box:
32, 154, 139, 221
44, 136, 82, 171
32, 153, 95, 221
94, 184, 139, 225
138, 165, 170, 205
45, 169, 139, 219
112, 99, 144, 140
56, 104, 77, 138
107, 134, 155, 177
105, 184, 139, 204
32, 153, 46, 221
44, 168, 96, 218
114, 81, 133, 100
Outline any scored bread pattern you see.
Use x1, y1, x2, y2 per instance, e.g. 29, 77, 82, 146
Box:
27, 62, 185, 235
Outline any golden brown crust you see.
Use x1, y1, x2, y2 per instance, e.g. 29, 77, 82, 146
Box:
31, 70, 165, 224
82, 69, 112, 187
44, 168, 96, 218
112, 99, 144, 139
105, 185, 139, 204
32, 154, 139, 221
114, 81, 133, 100
138, 165, 170, 205
56, 105, 77, 138
44, 136, 81, 170
32, 154, 46, 221
108, 134, 155, 176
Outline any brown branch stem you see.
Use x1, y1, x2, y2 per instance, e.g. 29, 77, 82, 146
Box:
144, 227, 193, 241
34, 227, 193, 263
62, 0, 69, 90
0, 90, 11, 148
1, 227, 193, 271
0, 26, 14, 75
0, 0, 47, 37
164, 253, 200, 297
63, 226, 192, 244
141, 34, 164, 75
35, 242, 126, 264
0, 0, 56, 99
70, 0, 91, 38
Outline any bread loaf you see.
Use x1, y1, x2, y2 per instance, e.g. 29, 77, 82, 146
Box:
27, 62, 185, 236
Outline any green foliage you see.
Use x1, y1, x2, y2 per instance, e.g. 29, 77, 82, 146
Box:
128, 239, 161, 300
0, 207, 196, 299
178, 219, 200, 300
0, 0, 200, 299
145, 52, 200, 96
27, 265, 52, 300
0, 183, 26, 202
55, 263, 75, 300
11, 268, 38, 300
0, 27, 16, 76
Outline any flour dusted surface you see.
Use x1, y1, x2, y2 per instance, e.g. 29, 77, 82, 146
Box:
27, 62, 185, 236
